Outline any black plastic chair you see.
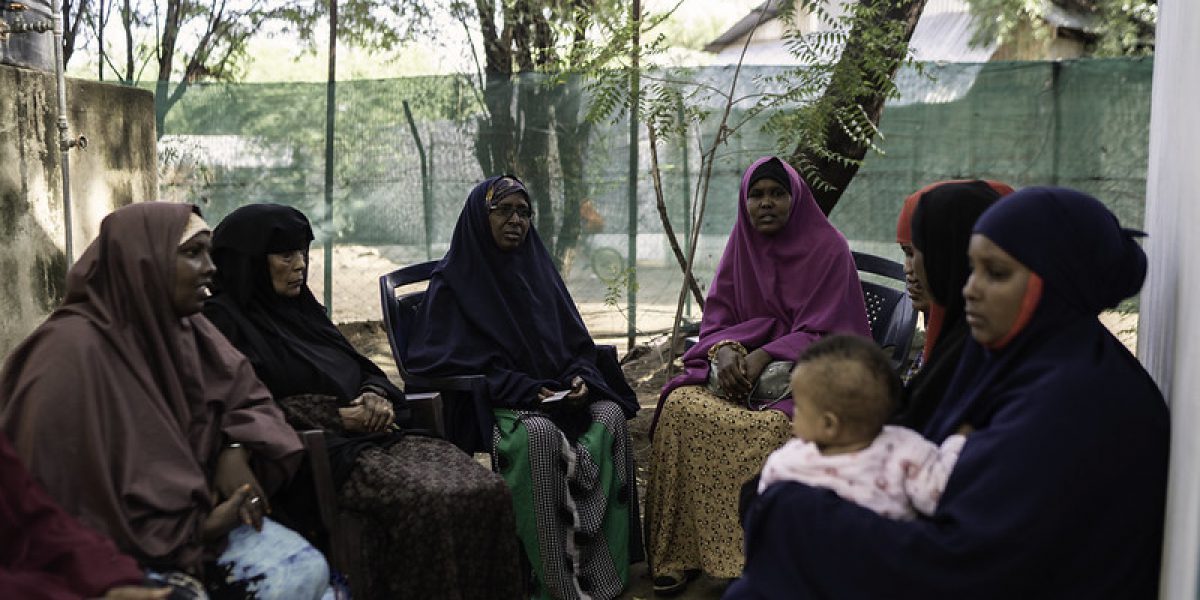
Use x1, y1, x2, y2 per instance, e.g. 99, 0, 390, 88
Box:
852, 251, 918, 370
380, 261, 495, 454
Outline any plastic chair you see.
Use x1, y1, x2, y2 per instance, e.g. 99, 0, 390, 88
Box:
380, 261, 495, 453
851, 251, 918, 370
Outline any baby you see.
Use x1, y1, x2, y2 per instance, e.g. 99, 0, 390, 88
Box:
758, 335, 965, 520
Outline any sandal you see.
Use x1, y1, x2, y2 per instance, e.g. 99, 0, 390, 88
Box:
652, 569, 699, 597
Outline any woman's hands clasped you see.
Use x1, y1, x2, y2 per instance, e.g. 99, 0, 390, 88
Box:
715, 346, 773, 401
339, 391, 395, 433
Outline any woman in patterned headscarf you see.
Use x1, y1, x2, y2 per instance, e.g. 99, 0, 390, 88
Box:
408, 176, 642, 600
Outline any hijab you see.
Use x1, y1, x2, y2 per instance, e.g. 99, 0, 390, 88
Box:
893, 181, 1002, 429
652, 157, 871, 431
204, 204, 403, 407
897, 179, 1014, 357
730, 187, 1167, 599
406, 176, 638, 415
1, 432, 144, 598
925, 186, 1153, 440
0, 202, 302, 573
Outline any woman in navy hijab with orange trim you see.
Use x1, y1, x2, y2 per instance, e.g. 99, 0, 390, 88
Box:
728, 187, 1168, 599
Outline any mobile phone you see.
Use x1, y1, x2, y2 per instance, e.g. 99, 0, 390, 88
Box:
542, 390, 569, 403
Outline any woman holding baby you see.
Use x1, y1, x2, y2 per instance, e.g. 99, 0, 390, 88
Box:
729, 187, 1169, 599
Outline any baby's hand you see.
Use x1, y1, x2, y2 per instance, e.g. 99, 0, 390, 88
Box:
955, 422, 975, 436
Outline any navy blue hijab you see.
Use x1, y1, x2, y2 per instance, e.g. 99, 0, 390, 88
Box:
406, 176, 638, 416
728, 187, 1168, 599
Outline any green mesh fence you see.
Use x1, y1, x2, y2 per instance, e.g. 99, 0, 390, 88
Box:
156, 58, 1152, 335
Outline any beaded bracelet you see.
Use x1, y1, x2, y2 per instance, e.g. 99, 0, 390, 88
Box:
707, 339, 747, 362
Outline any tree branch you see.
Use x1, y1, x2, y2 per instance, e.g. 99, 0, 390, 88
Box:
647, 119, 706, 309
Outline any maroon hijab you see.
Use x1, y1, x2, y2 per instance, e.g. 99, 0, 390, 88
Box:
0, 202, 301, 573
1, 432, 143, 598
652, 157, 870, 431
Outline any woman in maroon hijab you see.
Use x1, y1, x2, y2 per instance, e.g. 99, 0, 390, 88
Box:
0, 202, 332, 598
645, 157, 871, 594
1, 431, 169, 599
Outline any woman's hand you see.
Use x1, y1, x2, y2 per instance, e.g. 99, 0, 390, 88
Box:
716, 345, 752, 398
339, 392, 394, 433
564, 376, 589, 405
202, 484, 259, 541
743, 349, 773, 387
100, 587, 171, 599
212, 445, 269, 527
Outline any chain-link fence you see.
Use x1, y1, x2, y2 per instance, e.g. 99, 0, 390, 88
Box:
156, 58, 1151, 341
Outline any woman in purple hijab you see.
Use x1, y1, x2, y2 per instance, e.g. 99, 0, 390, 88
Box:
645, 157, 871, 594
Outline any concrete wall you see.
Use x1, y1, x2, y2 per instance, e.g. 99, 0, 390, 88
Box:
0, 64, 157, 357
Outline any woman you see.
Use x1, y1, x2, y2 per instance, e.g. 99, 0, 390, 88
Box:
896, 180, 1013, 379
1, 432, 169, 599
646, 156, 872, 593
406, 176, 642, 600
0, 202, 332, 599
202, 203, 522, 600
728, 187, 1168, 599
892, 180, 1009, 429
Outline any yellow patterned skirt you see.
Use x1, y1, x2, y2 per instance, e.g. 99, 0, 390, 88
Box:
645, 385, 791, 579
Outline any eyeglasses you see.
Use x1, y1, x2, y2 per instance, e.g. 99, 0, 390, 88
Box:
489, 204, 533, 221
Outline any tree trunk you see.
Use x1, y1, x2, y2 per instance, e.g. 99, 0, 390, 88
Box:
517, 76, 555, 250
788, 0, 927, 215
473, 1, 518, 176
553, 76, 590, 272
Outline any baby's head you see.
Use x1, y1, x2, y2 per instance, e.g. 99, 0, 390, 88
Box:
790, 335, 900, 451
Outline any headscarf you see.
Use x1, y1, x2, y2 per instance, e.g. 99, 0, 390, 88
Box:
203, 204, 404, 408
925, 186, 1151, 438
892, 181, 1002, 429
747, 159, 791, 192
910, 181, 1003, 358
651, 157, 871, 432
729, 187, 1167, 599
0, 202, 302, 573
1, 432, 144, 598
897, 179, 1015, 357
406, 176, 638, 417
896, 179, 1015, 245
